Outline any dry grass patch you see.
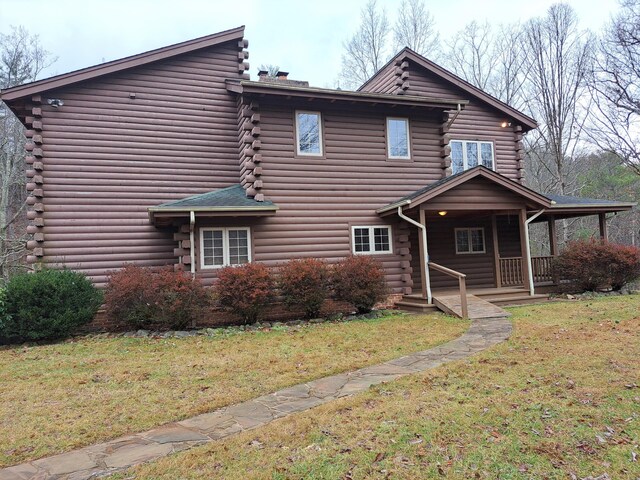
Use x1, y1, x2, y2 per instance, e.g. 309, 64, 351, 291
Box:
0, 312, 467, 467
118, 296, 640, 480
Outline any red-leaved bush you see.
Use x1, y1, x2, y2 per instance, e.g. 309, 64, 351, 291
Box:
278, 258, 330, 319
214, 262, 274, 324
105, 264, 211, 329
332, 255, 388, 313
552, 239, 640, 292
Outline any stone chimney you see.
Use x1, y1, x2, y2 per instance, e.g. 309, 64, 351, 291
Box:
256, 69, 309, 87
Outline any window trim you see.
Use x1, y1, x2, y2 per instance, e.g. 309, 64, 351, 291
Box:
200, 227, 252, 269
386, 117, 411, 160
295, 110, 323, 156
454, 227, 486, 255
450, 139, 495, 173
351, 225, 393, 255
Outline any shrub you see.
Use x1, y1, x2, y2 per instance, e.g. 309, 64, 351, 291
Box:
105, 264, 211, 330
332, 255, 388, 314
552, 239, 640, 292
278, 258, 331, 318
0, 269, 103, 342
0, 287, 9, 334
214, 263, 274, 324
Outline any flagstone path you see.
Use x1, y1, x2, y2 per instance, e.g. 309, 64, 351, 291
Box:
0, 316, 512, 480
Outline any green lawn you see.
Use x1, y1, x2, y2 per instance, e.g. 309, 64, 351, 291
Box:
0, 312, 467, 467
114, 296, 640, 480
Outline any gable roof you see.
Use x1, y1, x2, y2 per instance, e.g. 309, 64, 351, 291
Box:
359, 48, 538, 131
377, 166, 551, 214
0, 26, 245, 102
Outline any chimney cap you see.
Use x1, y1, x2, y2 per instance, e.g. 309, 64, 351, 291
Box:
275, 71, 289, 78
258, 69, 269, 76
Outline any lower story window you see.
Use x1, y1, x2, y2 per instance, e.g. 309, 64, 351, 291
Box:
201, 227, 251, 268
352, 226, 392, 254
455, 227, 485, 254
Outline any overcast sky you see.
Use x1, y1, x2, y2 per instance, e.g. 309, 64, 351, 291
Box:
0, 0, 621, 88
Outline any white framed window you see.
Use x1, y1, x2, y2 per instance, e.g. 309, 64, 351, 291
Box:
352, 226, 393, 255
450, 140, 494, 174
200, 227, 251, 268
387, 117, 411, 159
295, 111, 323, 156
455, 227, 486, 254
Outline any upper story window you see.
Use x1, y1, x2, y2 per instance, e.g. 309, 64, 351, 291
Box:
201, 227, 251, 269
352, 226, 393, 255
387, 117, 410, 159
451, 140, 494, 174
296, 111, 322, 156
455, 227, 486, 254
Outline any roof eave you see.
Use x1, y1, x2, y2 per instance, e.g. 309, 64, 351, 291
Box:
228, 80, 468, 109
358, 48, 538, 131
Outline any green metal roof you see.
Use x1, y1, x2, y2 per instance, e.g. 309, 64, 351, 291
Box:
149, 185, 277, 212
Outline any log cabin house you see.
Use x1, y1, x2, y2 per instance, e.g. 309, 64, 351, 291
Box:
1, 26, 634, 319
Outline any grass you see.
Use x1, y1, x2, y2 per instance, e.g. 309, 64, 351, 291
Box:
0, 312, 467, 468
114, 295, 640, 480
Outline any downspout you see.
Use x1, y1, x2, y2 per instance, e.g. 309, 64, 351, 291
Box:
397, 206, 432, 304
190, 211, 196, 278
524, 209, 545, 296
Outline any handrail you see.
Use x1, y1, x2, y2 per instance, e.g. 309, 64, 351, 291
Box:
428, 261, 468, 319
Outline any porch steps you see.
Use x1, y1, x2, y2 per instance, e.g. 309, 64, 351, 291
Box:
395, 287, 553, 318
433, 294, 510, 319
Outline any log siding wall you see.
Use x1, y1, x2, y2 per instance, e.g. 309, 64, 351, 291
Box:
30, 40, 246, 286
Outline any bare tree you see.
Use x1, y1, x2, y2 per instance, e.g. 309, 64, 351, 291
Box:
587, 0, 640, 175
339, 0, 390, 89
445, 21, 497, 91
521, 4, 593, 242
489, 24, 529, 109
258, 64, 280, 77
392, 0, 440, 58
0, 26, 55, 280
522, 5, 592, 195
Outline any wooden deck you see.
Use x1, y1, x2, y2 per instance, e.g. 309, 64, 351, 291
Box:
433, 293, 510, 319
396, 286, 553, 318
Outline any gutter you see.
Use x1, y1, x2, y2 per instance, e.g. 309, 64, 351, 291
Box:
376, 199, 411, 215
190, 211, 196, 277
524, 209, 545, 296
397, 206, 432, 304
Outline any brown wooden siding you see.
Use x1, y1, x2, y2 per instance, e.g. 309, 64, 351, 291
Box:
409, 216, 496, 290
496, 214, 522, 257
404, 61, 522, 181
36, 40, 246, 286
421, 177, 530, 211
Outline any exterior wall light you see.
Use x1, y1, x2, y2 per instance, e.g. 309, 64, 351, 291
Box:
438, 211, 447, 216
47, 98, 64, 108
500, 121, 511, 128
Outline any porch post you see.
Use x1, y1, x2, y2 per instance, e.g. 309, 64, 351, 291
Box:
491, 215, 502, 288
518, 209, 528, 288
548, 216, 559, 256
598, 213, 608, 243
418, 209, 428, 299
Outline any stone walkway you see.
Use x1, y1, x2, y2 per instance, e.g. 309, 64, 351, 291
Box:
0, 316, 512, 480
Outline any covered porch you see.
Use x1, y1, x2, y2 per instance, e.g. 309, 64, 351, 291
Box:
378, 167, 635, 318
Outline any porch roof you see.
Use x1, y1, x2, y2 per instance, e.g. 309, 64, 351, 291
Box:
376, 166, 551, 215
544, 194, 635, 217
148, 185, 278, 224
377, 166, 636, 217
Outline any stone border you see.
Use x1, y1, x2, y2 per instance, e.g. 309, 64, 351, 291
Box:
0, 317, 512, 480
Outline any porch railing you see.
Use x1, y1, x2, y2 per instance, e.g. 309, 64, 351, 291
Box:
499, 255, 555, 287
532, 255, 555, 284
499, 257, 524, 286
429, 261, 468, 319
